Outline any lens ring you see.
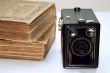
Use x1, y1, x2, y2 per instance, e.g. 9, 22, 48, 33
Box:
71, 38, 92, 56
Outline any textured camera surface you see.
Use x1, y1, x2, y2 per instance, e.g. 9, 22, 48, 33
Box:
61, 8, 100, 68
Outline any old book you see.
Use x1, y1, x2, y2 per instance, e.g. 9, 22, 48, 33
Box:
0, 23, 56, 60
0, 0, 56, 42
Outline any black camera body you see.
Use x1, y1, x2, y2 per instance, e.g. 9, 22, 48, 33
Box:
61, 8, 100, 68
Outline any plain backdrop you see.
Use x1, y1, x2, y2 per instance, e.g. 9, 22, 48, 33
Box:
55, 0, 110, 12
24, 0, 110, 12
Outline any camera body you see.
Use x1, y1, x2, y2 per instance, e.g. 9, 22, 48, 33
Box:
61, 8, 100, 68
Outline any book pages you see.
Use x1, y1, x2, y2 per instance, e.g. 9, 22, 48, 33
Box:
0, 0, 53, 24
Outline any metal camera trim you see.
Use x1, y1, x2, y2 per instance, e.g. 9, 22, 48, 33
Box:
71, 38, 92, 57
67, 27, 78, 38
86, 27, 96, 37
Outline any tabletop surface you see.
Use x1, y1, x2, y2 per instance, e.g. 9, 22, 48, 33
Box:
0, 12, 110, 73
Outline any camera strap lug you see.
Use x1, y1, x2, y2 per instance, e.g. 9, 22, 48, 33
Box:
58, 17, 63, 31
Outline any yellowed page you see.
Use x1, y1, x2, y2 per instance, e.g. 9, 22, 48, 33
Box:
0, 0, 53, 24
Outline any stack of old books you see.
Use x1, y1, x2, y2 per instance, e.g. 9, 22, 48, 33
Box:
0, 0, 56, 60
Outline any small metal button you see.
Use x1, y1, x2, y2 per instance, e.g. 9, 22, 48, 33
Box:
78, 19, 85, 23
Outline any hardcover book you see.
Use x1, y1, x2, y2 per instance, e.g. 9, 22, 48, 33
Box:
0, 0, 56, 60
0, 23, 56, 60
0, 0, 56, 42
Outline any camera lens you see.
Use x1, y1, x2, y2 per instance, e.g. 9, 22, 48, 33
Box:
71, 38, 91, 56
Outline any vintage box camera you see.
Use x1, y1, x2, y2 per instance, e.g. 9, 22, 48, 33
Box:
60, 8, 100, 68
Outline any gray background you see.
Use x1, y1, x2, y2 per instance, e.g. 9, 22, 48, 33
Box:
55, 0, 110, 12
25, 0, 110, 12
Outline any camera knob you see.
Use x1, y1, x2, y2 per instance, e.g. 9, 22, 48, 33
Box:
74, 7, 81, 11
78, 18, 85, 23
